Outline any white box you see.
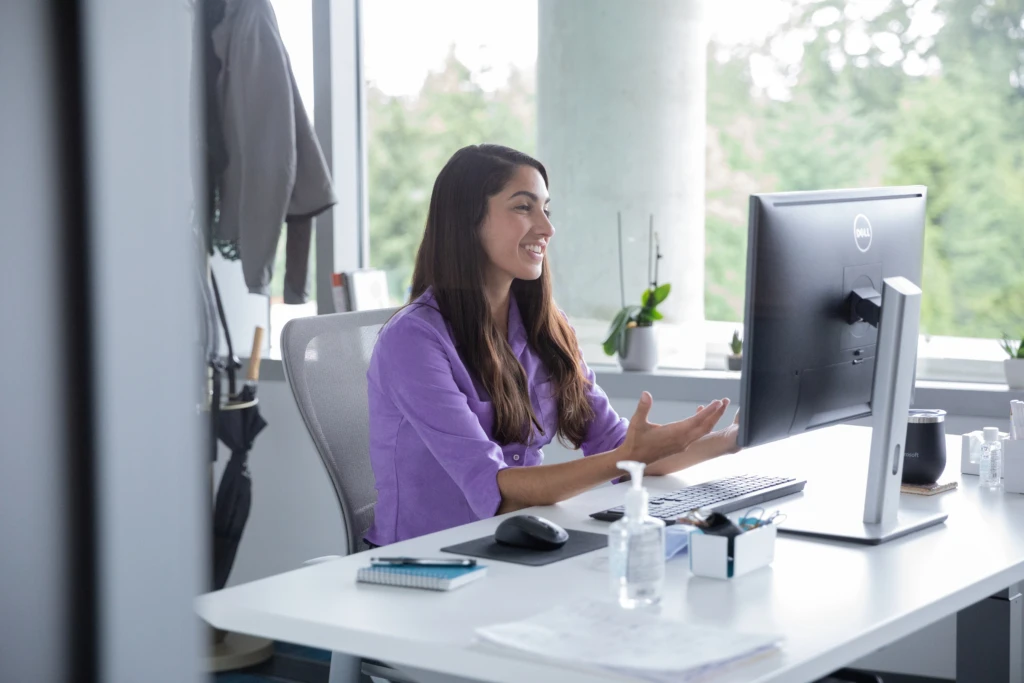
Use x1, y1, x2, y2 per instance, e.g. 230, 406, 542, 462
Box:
1003, 439, 1024, 494
961, 432, 980, 476
689, 524, 776, 580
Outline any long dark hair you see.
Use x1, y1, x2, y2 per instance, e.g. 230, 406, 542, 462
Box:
410, 144, 595, 447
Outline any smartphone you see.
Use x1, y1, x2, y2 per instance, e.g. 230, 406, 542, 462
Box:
370, 557, 476, 567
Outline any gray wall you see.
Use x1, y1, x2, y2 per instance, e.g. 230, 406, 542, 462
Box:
0, 3, 74, 680
2, 2, 205, 682
81, 1, 206, 680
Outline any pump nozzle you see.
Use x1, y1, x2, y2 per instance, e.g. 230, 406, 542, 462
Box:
616, 460, 649, 520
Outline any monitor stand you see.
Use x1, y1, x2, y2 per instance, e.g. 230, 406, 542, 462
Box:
777, 277, 948, 545
775, 507, 947, 545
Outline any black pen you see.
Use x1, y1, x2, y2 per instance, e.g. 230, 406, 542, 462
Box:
370, 557, 477, 567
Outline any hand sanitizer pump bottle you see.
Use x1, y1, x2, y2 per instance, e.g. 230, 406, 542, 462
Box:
609, 461, 666, 608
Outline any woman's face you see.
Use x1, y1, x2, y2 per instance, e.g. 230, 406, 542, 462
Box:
479, 165, 554, 286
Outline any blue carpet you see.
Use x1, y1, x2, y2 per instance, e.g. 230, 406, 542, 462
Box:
271, 642, 332, 663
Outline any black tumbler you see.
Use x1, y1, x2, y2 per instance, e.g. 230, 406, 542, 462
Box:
903, 409, 947, 485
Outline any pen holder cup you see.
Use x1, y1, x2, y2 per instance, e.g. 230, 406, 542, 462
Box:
689, 523, 776, 580
1003, 439, 1024, 494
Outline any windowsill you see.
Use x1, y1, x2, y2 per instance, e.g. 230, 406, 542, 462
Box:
255, 357, 1023, 419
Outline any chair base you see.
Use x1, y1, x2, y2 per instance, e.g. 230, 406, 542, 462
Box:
205, 628, 275, 673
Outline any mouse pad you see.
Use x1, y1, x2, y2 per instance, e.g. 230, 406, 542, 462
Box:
440, 529, 607, 566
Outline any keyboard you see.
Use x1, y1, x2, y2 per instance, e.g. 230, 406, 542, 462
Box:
590, 474, 806, 524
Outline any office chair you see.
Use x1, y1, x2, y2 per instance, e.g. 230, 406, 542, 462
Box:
281, 307, 418, 683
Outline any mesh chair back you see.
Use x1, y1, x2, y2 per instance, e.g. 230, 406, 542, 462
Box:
280, 308, 397, 554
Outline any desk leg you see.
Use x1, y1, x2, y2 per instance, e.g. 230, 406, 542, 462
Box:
327, 652, 372, 683
957, 583, 1022, 683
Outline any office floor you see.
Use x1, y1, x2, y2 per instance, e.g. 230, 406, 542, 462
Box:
213, 642, 330, 683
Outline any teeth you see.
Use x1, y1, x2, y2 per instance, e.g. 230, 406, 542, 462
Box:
524, 244, 543, 254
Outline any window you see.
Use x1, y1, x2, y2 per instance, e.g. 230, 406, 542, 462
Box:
704, 0, 1024, 377
363, 0, 537, 305
361, 0, 1023, 380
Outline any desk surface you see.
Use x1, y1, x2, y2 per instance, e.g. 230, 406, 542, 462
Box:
196, 426, 1024, 683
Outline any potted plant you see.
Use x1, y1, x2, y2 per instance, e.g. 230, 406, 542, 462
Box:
1001, 334, 1024, 389
728, 330, 743, 371
603, 215, 669, 372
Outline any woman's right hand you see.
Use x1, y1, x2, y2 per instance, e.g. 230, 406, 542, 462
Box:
618, 392, 729, 466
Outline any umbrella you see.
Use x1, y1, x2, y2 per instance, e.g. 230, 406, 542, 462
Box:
212, 324, 266, 591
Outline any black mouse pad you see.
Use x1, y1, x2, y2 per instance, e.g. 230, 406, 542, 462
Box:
440, 529, 607, 566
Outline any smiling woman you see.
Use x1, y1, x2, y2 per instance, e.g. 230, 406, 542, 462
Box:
362, 145, 739, 546
478, 166, 554, 333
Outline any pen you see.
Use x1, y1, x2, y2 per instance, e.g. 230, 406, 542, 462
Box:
370, 557, 477, 567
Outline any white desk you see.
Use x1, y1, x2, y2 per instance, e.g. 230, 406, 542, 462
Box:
196, 426, 1024, 683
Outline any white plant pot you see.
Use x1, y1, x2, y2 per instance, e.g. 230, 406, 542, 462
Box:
618, 325, 659, 372
1005, 358, 1024, 390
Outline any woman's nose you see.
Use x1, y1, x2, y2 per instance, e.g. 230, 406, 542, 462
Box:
537, 213, 555, 237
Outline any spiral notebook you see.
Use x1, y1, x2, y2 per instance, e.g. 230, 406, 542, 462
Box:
356, 564, 487, 591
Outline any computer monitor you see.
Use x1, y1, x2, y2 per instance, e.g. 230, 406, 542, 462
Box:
738, 186, 947, 544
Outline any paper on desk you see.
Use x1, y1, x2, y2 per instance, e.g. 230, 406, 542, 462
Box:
475, 600, 780, 678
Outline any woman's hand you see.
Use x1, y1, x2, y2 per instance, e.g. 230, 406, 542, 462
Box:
692, 403, 742, 456
617, 392, 729, 467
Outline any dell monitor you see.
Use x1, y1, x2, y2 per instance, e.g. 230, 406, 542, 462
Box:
738, 186, 947, 544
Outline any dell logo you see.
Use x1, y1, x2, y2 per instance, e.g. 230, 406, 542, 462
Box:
853, 214, 872, 253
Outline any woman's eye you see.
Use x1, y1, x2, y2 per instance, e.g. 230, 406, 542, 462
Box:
515, 204, 531, 212
543, 209, 552, 218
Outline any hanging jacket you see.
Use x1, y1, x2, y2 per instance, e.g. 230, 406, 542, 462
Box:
212, 0, 336, 303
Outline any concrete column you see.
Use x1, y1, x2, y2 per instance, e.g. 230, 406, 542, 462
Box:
538, 0, 707, 366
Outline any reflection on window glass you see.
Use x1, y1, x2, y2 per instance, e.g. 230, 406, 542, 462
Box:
363, 0, 1024, 356
363, 0, 538, 304
705, 0, 1024, 342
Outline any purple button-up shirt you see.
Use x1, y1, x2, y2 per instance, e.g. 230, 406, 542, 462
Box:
364, 288, 629, 546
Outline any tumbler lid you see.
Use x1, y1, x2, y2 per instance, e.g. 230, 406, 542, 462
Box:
908, 409, 946, 424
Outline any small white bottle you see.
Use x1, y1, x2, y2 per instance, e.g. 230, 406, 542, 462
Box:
608, 461, 665, 608
980, 427, 1003, 490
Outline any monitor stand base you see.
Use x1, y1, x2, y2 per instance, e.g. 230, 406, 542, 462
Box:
777, 508, 948, 545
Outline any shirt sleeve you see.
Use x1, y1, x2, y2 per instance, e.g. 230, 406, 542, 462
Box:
580, 356, 630, 456
375, 315, 507, 520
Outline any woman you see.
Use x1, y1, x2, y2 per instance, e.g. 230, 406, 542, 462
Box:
364, 144, 739, 546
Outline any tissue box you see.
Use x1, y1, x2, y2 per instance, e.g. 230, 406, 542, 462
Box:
689, 524, 776, 580
961, 432, 980, 476
1004, 440, 1024, 494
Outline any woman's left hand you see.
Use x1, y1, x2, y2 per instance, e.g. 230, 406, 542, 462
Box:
641, 401, 742, 476
693, 402, 742, 456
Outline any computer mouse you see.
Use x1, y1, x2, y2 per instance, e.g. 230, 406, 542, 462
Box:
494, 514, 569, 551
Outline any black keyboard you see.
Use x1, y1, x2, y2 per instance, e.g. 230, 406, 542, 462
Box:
590, 474, 806, 524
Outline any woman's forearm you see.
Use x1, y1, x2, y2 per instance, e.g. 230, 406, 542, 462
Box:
496, 448, 627, 514
643, 433, 727, 477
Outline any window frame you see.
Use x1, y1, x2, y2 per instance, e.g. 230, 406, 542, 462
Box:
311, 0, 368, 314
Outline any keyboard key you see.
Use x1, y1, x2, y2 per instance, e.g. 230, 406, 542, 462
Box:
591, 474, 800, 522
